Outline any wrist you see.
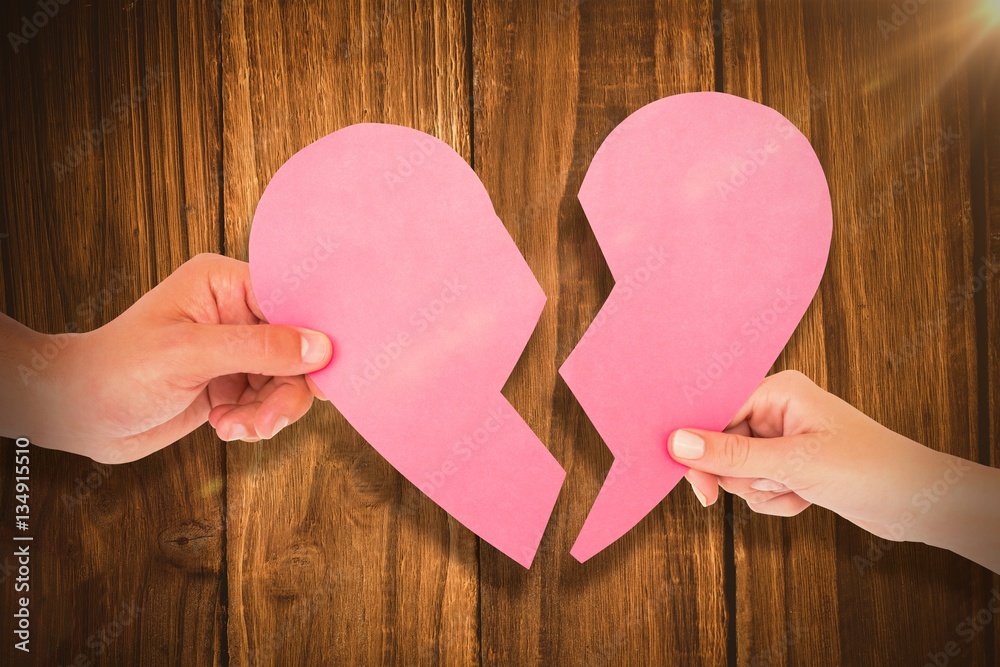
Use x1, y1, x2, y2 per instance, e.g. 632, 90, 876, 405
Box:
0, 317, 44, 436
0, 317, 86, 445
915, 453, 1000, 570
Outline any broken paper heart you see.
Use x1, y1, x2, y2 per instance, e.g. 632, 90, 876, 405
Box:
248, 92, 832, 568
561, 92, 833, 562
248, 124, 566, 568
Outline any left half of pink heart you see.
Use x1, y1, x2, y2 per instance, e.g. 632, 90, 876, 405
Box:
248, 124, 566, 568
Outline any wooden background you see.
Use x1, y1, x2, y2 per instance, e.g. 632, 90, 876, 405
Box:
0, 0, 998, 664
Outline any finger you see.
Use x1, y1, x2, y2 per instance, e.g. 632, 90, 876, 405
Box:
202, 253, 269, 323
206, 373, 249, 408
247, 373, 270, 392
725, 370, 820, 436
717, 475, 790, 495
305, 375, 328, 401
750, 478, 789, 492
213, 381, 314, 440
212, 402, 262, 441
253, 381, 314, 439
238, 375, 280, 406
179, 322, 333, 380
174, 253, 266, 325
209, 374, 299, 426
684, 469, 720, 506
724, 420, 753, 437
208, 402, 243, 429
746, 493, 811, 518
668, 428, 806, 480
718, 476, 793, 505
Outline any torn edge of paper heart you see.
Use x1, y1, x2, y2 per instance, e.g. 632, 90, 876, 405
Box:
561, 92, 833, 562
248, 123, 566, 568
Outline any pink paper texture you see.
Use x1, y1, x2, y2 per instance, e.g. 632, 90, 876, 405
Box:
249, 124, 565, 568
562, 92, 833, 562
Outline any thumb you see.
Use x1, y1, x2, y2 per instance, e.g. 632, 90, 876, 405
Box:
668, 428, 803, 480
181, 323, 333, 379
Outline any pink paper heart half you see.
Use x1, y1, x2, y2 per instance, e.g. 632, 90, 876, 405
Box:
561, 92, 833, 562
248, 124, 566, 568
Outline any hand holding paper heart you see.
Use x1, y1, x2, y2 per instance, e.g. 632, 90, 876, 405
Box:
0, 253, 334, 464
562, 92, 833, 562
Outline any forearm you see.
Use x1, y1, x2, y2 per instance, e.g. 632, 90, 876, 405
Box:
920, 454, 1000, 573
0, 313, 79, 442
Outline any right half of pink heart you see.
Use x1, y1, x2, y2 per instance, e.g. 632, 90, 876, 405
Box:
561, 92, 833, 563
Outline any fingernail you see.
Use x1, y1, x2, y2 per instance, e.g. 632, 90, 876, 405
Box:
300, 330, 332, 365
671, 430, 705, 460
750, 478, 786, 492
270, 416, 290, 438
226, 424, 248, 442
687, 478, 708, 507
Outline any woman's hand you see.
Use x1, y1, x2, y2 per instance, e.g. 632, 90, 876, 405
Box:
668, 370, 1000, 572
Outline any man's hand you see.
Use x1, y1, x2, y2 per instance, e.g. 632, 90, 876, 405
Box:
1, 253, 333, 464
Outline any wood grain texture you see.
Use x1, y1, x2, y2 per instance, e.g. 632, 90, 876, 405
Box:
221, 1, 478, 665
473, 1, 729, 665
724, 0, 997, 664
0, 0, 225, 665
0, 0, 997, 665
981, 17, 1000, 667
720, 5, 841, 664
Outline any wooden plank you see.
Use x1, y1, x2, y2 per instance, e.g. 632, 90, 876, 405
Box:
980, 19, 1000, 666
0, 0, 224, 664
0, 211, 6, 313
0, 169, 6, 313
720, 6, 840, 664
474, 1, 729, 664
724, 0, 993, 664
221, 2, 478, 665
